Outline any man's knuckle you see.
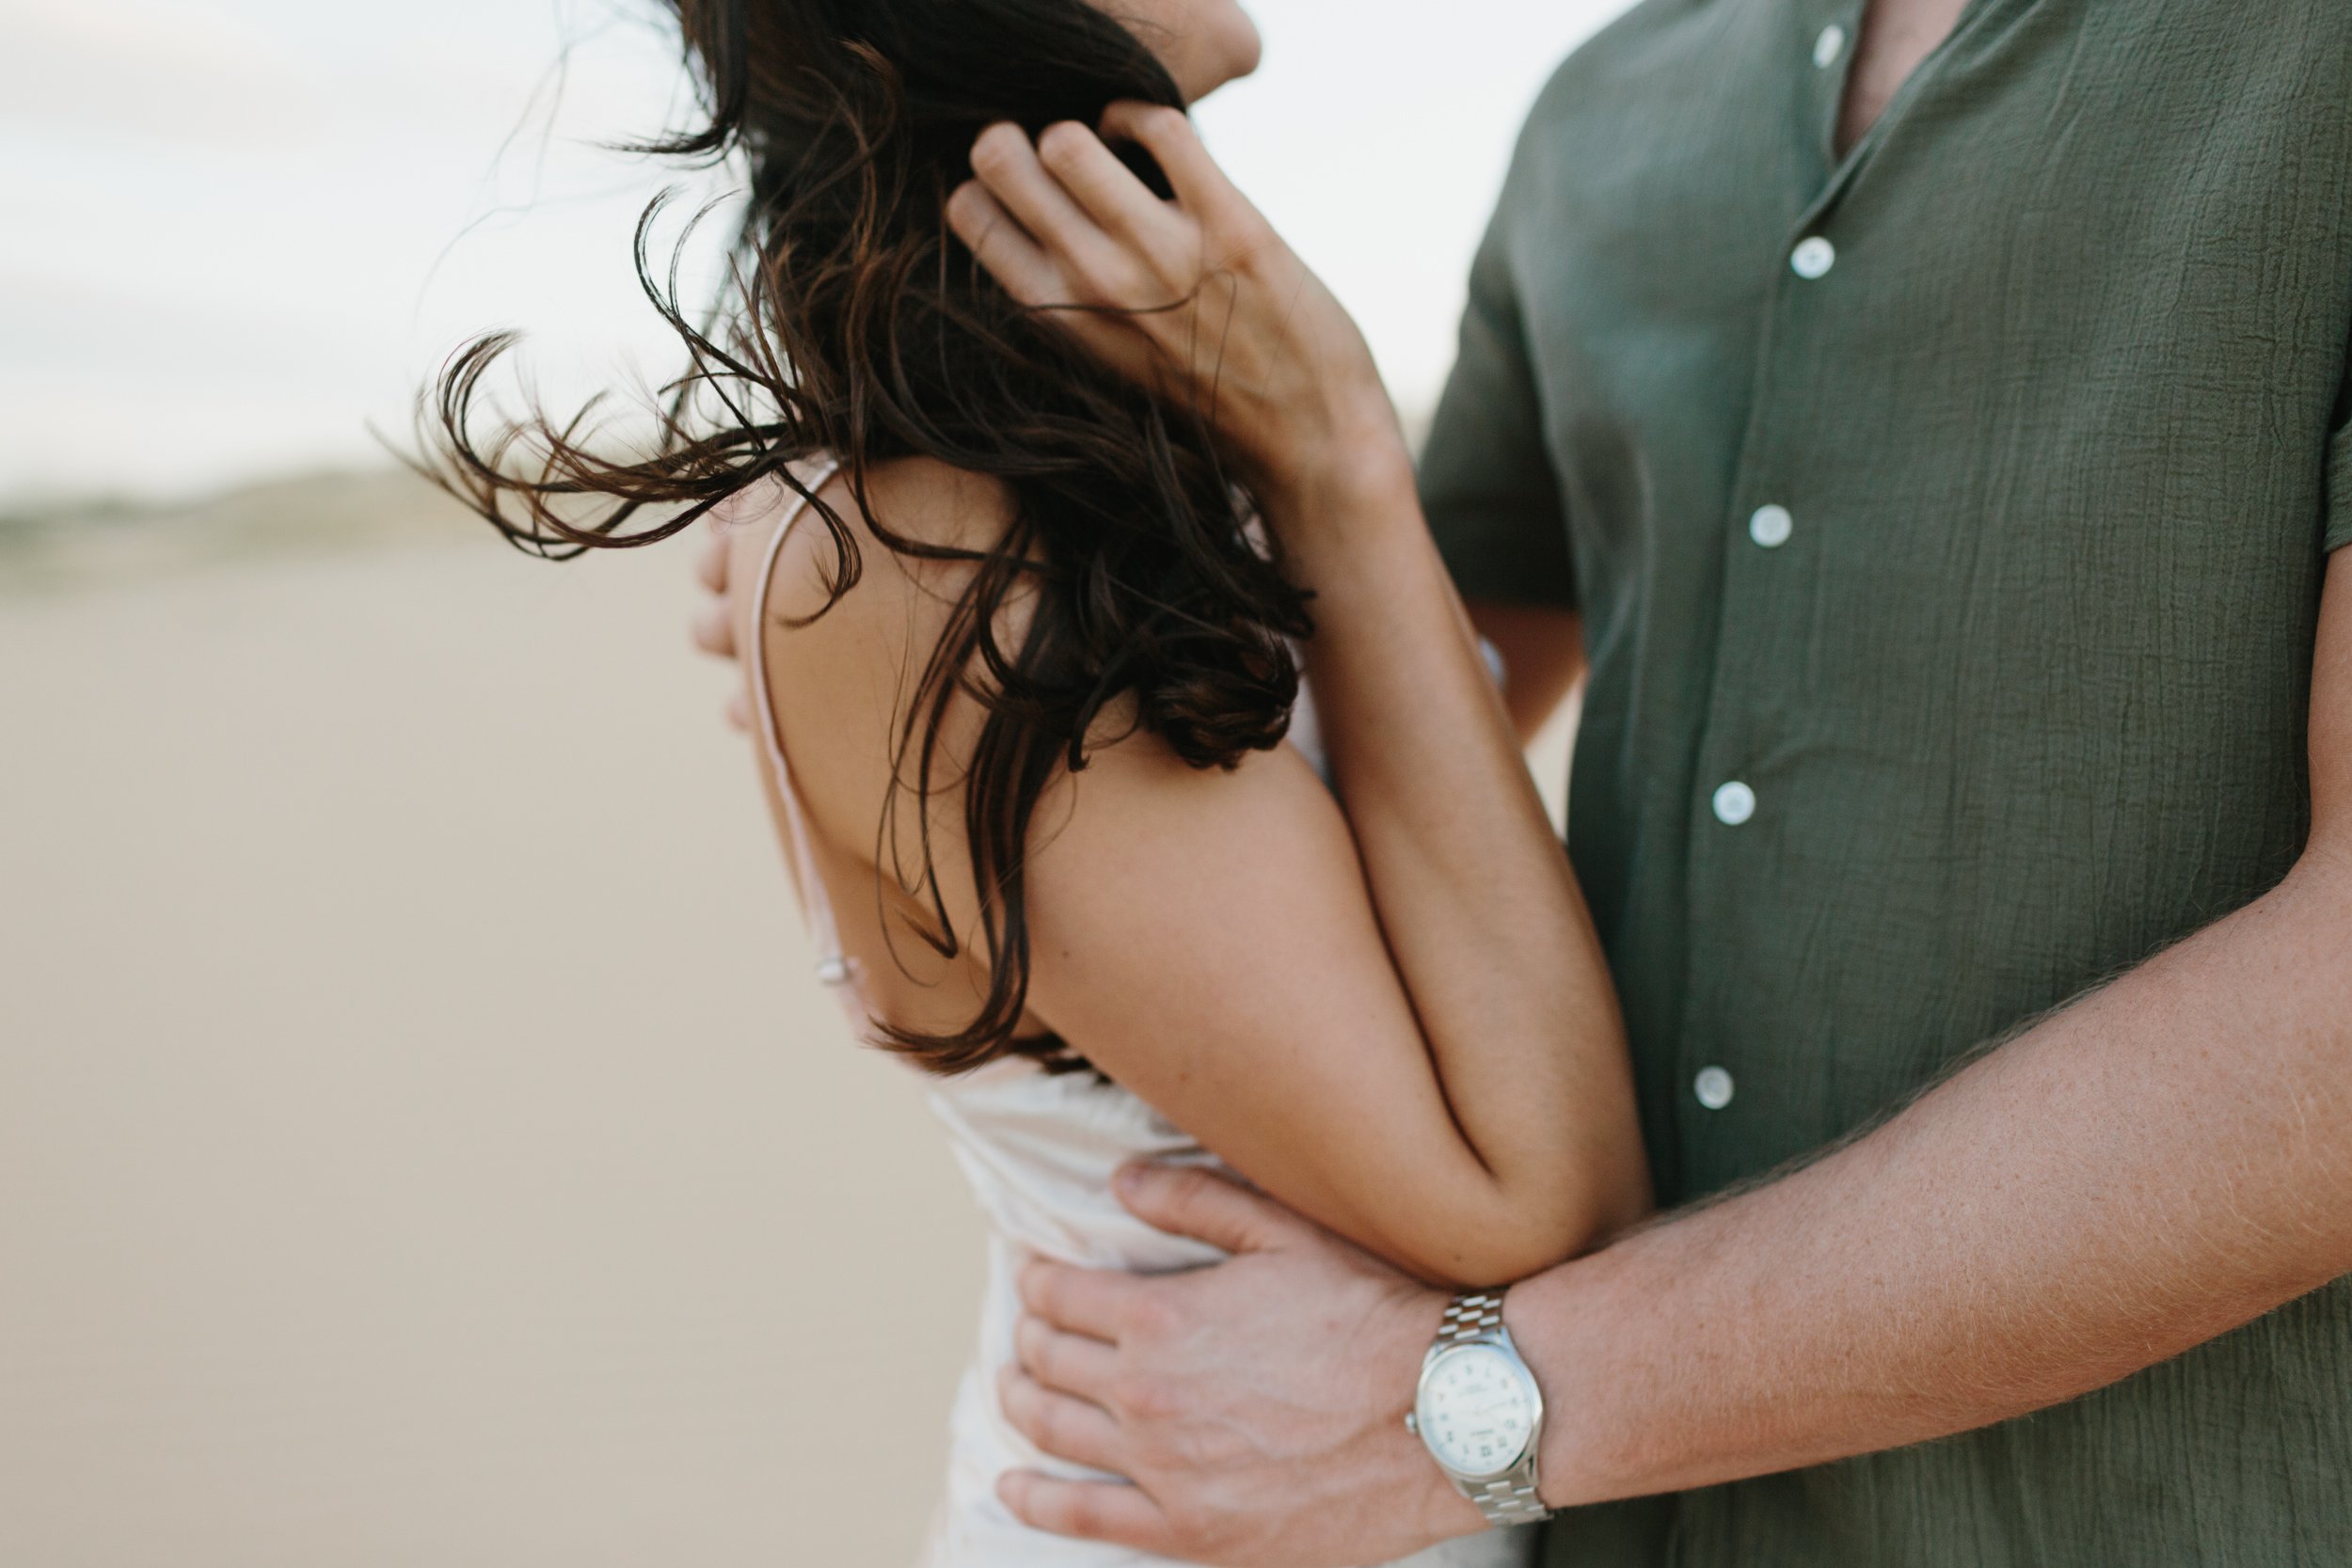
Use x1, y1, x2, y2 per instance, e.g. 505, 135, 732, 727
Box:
1021, 1261, 1062, 1316
1035, 1408, 1074, 1455
1063, 1487, 1110, 1536
1121, 1291, 1177, 1338
1123, 1371, 1180, 1422
1164, 1510, 1221, 1561
1190, 1424, 1250, 1469
1031, 1399, 1069, 1449
1168, 1423, 1213, 1465
1020, 1485, 1062, 1530
1170, 1164, 1226, 1207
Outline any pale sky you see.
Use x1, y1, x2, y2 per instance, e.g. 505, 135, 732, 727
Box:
0, 0, 1631, 500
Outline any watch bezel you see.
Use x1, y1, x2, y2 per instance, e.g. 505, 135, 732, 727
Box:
1412, 1335, 1545, 1481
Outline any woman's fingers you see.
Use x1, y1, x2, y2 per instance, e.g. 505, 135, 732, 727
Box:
967, 123, 1130, 293
1035, 120, 1188, 263
1098, 102, 1248, 230
951, 181, 1148, 371
945, 180, 1063, 305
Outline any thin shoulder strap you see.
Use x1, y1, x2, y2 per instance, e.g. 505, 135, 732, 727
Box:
744, 457, 859, 992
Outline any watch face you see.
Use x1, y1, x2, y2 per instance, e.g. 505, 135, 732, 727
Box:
1417, 1344, 1536, 1478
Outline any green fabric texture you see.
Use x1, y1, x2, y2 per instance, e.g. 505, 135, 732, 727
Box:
1416, 0, 2352, 1562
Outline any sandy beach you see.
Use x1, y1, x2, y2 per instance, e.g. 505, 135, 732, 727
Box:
1, 484, 981, 1566
0, 474, 1572, 1565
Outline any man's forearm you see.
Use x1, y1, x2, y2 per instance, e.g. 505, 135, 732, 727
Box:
1516, 850, 2352, 1504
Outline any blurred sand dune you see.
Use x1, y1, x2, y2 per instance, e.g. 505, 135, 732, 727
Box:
0, 473, 982, 1566
0, 468, 484, 589
0, 468, 1574, 1566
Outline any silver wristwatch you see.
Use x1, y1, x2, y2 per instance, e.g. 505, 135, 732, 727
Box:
1405, 1290, 1551, 1528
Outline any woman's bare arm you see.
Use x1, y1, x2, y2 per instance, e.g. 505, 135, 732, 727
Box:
942, 108, 1650, 1271
744, 459, 1645, 1287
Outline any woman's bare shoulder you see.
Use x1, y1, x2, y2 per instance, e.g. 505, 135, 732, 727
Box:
723, 455, 1018, 641
725, 456, 1022, 847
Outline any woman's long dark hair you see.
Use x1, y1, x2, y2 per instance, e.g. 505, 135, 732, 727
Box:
423, 0, 1311, 1075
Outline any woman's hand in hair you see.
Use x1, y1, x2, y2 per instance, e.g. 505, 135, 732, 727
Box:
947, 106, 1409, 524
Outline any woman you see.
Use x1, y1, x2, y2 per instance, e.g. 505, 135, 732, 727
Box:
426, 1, 1648, 1562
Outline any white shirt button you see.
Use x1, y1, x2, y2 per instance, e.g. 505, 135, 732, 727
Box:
1694, 1067, 1736, 1111
1711, 781, 1756, 826
1791, 236, 1837, 279
1748, 504, 1794, 548
1814, 23, 1849, 69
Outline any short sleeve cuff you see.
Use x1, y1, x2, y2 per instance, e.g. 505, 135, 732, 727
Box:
2328, 418, 2352, 552
1420, 482, 1578, 610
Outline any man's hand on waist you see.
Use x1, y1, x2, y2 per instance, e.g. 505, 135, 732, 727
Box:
996, 1163, 1484, 1567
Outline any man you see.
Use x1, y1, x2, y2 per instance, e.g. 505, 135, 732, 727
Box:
920, 0, 2352, 1563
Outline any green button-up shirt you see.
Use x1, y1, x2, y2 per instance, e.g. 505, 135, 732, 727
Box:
1418, 1, 2352, 1561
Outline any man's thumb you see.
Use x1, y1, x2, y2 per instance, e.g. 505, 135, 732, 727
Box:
1114, 1161, 1305, 1254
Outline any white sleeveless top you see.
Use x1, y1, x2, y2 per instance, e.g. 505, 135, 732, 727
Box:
742, 465, 1530, 1568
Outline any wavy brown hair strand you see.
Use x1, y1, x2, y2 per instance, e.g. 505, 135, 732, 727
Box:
421, 0, 1312, 1075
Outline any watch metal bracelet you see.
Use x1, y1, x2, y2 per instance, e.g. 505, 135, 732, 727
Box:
1438, 1291, 1508, 1345
1429, 1289, 1550, 1529
1466, 1475, 1551, 1528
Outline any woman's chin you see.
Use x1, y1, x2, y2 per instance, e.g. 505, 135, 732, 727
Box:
1178, 21, 1263, 103
1222, 18, 1265, 85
